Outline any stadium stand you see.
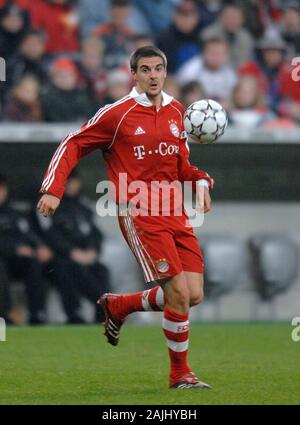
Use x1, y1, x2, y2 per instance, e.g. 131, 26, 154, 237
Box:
249, 234, 299, 300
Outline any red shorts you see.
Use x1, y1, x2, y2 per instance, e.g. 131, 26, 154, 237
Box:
118, 207, 204, 283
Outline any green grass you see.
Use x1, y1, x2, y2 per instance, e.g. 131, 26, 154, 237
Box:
0, 323, 299, 405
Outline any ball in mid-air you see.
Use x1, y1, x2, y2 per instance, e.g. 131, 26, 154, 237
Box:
184, 99, 228, 144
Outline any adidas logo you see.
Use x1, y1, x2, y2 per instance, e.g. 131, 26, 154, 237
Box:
134, 126, 146, 135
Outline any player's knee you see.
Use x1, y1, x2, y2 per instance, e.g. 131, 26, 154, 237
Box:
189, 288, 204, 306
167, 275, 189, 311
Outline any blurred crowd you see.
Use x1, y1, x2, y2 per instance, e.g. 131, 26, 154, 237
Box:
0, 0, 300, 127
0, 172, 111, 325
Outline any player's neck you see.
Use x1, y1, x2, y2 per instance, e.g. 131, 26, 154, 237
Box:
148, 93, 163, 110
135, 86, 163, 110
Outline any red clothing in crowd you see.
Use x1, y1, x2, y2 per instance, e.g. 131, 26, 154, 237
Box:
239, 60, 300, 103
26, 0, 79, 54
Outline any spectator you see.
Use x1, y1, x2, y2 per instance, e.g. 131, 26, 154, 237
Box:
0, 1, 30, 60
236, 0, 266, 38
130, 33, 154, 51
180, 80, 206, 108
133, 0, 180, 36
229, 75, 275, 127
197, 0, 223, 28
176, 37, 237, 103
239, 27, 295, 114
38, 171, 111, 324
5, 29, 47, 95
78, 0, 110, 38
279, 0, 300, 56
41, 56, 95, 122
28, 0, 79, 56
79, 0, 154, 38
93, 0, 136, 69
0, 257, 13, 323
2, 75, 42, 122
78, 37, 108, 106
157, 0, 202, 74
0, 174, 52, 324
201, 3, 254, 67
102, 68, 132, 104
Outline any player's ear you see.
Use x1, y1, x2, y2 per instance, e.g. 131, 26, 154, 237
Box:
131, 68, 137, 82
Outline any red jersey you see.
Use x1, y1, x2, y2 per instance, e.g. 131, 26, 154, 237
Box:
40, 88, 214, 212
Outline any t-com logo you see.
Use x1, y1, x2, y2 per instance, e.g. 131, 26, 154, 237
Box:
133, 142, 179, 160
0, 317, 6, 342
291, 317, 300, 342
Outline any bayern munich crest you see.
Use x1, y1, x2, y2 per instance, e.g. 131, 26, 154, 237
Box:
169, 120, 180, 137
156, 259, 170, 273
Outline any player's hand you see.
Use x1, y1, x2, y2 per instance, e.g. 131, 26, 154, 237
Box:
203, 187, 211, 213
37, 194, 60, 217
196, 187, 211, 214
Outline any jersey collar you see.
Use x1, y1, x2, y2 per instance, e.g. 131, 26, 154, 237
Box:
129, 87, 173, 107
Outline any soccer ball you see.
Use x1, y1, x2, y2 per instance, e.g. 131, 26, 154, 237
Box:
184, 99, 228, 144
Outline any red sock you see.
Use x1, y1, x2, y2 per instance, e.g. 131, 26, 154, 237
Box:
116, 286, 165, 319
162, 307, 191, 384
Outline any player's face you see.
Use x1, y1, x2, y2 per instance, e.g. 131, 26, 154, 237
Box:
132, 56, 167, 98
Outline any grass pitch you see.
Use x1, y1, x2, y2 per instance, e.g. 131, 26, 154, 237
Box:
0, 323, 299, 405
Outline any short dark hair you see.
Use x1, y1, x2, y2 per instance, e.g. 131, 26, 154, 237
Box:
130, 46, 167, 72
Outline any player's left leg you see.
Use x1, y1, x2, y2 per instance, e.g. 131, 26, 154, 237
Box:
159, 272, 211, 389
99, 272, 203, 323
185, 271, 204, 307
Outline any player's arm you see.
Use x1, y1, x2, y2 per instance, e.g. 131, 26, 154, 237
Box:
177, 136, 213, 213
37, 107, 116, 217
174, 101, 214, 213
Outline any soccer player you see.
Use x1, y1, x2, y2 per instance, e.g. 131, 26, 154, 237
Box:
37, 46, 214, 389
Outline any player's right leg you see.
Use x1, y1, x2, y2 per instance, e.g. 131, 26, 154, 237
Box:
159, 272, 211, 389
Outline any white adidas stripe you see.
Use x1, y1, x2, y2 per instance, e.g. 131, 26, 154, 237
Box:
123, 215, 153, 282
167, 339, 189, 353
41, 96, 131, 193
127, 213, 159, 281
89, 96, 131, 127
141, 289, 153, 311
156, 287, 164, 309
41, 137, 70, 191
126, 213, 157, 282
88, 103, 111, 127
108, 103, 138, 149
42, 98, 130, 192
42, 145, 67, 192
